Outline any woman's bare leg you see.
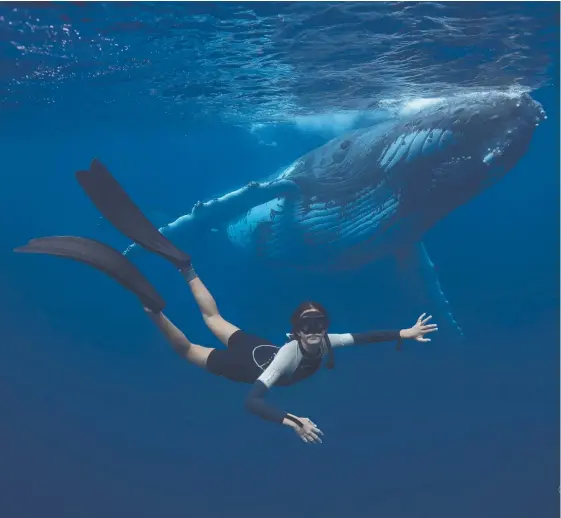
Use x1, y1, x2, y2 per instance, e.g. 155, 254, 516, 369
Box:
180, 267, 240, 347
144, 308, 213, 369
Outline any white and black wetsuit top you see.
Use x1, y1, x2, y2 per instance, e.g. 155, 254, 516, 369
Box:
245, 329, 402, 424
256, 333, 350, 387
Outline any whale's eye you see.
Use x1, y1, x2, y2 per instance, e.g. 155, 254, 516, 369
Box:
331, 140, 352, 164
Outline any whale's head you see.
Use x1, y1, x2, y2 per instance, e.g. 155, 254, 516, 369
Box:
390, 92, 546, 223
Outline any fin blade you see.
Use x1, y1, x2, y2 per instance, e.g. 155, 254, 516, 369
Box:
76, 159, 190, 268
14, 236, 166, 313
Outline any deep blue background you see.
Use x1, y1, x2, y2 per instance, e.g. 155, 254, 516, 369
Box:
0, 3, 559, 518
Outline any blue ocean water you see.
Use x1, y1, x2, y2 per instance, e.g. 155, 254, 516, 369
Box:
0, 2, 559, 517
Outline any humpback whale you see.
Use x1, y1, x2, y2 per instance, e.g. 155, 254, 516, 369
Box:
125, 92, 546, 335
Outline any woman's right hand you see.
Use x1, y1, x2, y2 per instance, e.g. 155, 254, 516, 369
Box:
293, 417, 324, 444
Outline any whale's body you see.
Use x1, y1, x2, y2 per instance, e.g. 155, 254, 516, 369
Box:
126, 92, 546, 334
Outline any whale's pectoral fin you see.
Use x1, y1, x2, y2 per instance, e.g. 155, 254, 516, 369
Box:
188, 178, 300, 226
395, 241, 464, 340
123, 178, 300, 257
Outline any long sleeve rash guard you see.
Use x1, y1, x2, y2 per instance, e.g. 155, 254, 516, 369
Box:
245, 329, 401, 424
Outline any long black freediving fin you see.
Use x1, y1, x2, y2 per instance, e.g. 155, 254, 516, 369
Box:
14, 236, 166, 313
75, 159, 191, 269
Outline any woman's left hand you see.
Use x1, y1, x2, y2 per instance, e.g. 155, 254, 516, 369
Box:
400, 313, 438, 342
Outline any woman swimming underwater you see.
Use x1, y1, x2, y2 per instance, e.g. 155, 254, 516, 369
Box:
15, 160, 438, 444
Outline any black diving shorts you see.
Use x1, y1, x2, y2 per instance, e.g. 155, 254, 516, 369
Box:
206, 330, 280, 384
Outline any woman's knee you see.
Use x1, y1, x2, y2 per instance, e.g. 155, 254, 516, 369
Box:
203, 315, 240, 347
185, 343, 214, 370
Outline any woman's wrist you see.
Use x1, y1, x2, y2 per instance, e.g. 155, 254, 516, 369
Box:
282, 414, 303, 429
399, 328, 411, 339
